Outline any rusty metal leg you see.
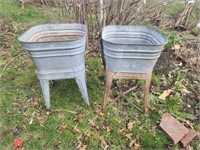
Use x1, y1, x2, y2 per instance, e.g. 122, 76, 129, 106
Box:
144, 73, 152, 113
103, 69, 114, 109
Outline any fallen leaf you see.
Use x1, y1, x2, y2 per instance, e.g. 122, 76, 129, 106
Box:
127, 120, 134, 130
186, 145, 194, 150
158, 89, 173, 100
73, 125, 80, 133
13, 139, 23, 149
134, 143, 141, 149
173, 44, 180, 50
81, 145, 87, 150
118, 128, 126, 136
97, 111, 104, 117
57, 123, 67, 133
46, 111, 51, 115
94, 102, 105, 118
187, 57, 198, 64
73, 113, 85, 122
139, 125, 144, 130
184, 120, 194, 129
129, 139, 136, 148
181, 88, 190, 93
89, 118, 100, 130
31, 101, 39, 107
101, 138, 109, 150
101, 139, 107, 146
76, 141, 85, 150
106, 127, 110, 133
175, 82, 190, 94
129, 139, 141, 149
53, 141, 61, 149
76, 141, 82, 148
125, 133, 132, 139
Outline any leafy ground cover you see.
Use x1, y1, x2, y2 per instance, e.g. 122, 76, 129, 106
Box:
0, 0, 199, 149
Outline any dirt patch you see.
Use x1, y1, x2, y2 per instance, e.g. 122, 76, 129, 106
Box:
156, 49, 177, 75
170, 39, 200, 124
156, 41, 200, 124
183, 74, 200, 124
173, 39, 200, 72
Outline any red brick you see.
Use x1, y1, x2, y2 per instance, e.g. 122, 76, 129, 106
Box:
159, 113, 189, 144
180, 129, 197, 148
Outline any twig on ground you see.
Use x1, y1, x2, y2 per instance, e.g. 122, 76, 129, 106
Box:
124, 95, 144, 113
0, 52, 24, 79
109, 85, 143, 113
40, 108, 77, 126
194, 113, 200, 117
52, 109, 77, 114
114, 86, 137, 102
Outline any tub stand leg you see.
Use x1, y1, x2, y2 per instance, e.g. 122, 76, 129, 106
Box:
144, 73, 152, 113
103, 69, 114, 109
103, 70, 152, 113
76, 74, 90, 106
39, 79, 50, 109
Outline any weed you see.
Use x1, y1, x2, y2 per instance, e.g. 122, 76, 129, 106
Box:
160, 29, 182, 49
168, 68, 186, 84
191, 28, 199, 36
149, 93, 162, 107
195, 103, 200, 109
167, 96, 183, 115
151, 73, 161, 87
136, 80, 145, 87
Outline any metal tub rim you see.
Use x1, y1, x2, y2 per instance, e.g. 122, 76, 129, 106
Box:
102, 25, 168, 46
18, 23, 87, 44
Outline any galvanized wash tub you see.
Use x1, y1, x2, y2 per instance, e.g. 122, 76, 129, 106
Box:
101, 25, 168, 73
18, 24, 89, 109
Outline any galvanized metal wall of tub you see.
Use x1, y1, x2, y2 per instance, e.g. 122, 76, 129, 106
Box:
101, 25, 168, 73
18, 24, 89, 109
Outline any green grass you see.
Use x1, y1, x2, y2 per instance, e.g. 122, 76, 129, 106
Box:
163, 1, 185, 16
0, 0, 48, 25
0, 1, 199, 149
